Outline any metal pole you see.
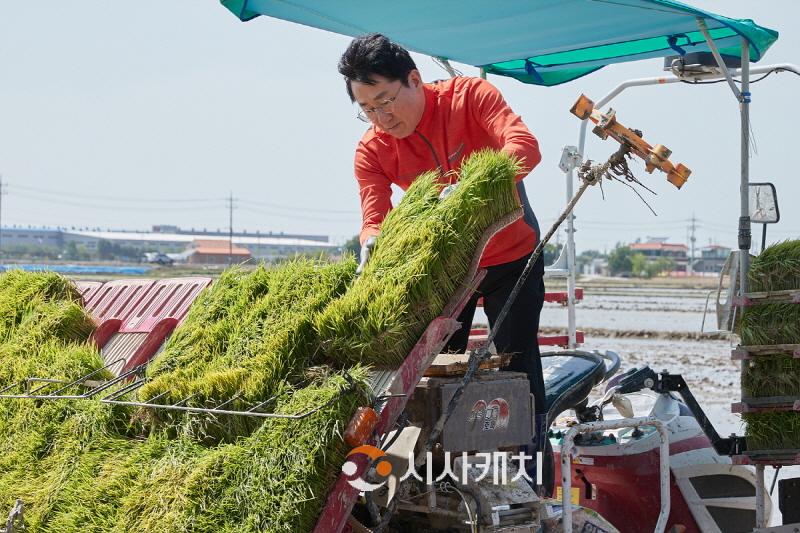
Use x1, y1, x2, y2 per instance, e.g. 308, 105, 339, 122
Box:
696, 18, 742, 101
755, 464, 766, 527
566, 173, 577, 347
739, 40, 751, 297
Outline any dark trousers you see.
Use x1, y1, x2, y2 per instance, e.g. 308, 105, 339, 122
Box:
443, 252, 546, 416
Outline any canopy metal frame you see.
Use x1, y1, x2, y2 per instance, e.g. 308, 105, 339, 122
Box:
564, 41, 799, 349
559, 20, 799, 527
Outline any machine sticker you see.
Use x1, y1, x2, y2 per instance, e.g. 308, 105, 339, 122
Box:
574, 457, 594, 465
580, 523, 609, 533
556, 486, 581, 505
467, 398, 510, 430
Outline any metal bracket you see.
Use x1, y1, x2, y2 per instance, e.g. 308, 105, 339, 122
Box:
1, 500, 25, 533
617, 367, 747, 456
559, 145, 582, 174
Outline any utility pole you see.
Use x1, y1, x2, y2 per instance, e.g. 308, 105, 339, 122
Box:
688, 213, 697, 276
228, 192, 234, 267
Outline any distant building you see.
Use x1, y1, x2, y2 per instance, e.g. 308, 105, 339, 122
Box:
3, 227, 63, 249
185, 239, 252, 265
629, 241, 689, 272
691, 244, 731, 274
582, 257, 609, 276
0, 225, 337, 261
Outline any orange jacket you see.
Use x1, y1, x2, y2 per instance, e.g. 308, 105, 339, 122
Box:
354, 76, 541, 267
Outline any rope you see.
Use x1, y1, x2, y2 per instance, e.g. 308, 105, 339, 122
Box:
580, 132, 659, 216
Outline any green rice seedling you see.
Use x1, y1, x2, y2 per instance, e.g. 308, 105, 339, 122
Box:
744, 412, 800, 451
144, 266, 265, 378
749, 239, 800, 293
316, 149, 521, 366
170, 367, 369, 533
740, 303, 800, 346
0, 394, 140, 531
139, 258, 357, 442
0, 271, 83, 341
81, 368, 369, 533
742, 355, 800, 398
139, 266, 270, 402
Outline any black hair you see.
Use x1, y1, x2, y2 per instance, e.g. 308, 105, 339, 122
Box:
337, 33, 418, 102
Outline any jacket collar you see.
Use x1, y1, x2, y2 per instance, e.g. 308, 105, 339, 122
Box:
414, 83, 436, 133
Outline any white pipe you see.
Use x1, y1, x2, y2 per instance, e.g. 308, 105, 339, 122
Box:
755, 464, 766, 527
566, 172, 577, 346
739, 40, 751, 298
560, 417, 670, 533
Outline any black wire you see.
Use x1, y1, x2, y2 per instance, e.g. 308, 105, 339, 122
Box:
679, 68, 795, 86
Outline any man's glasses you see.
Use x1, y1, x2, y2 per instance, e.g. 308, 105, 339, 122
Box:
356, 83, 404, 123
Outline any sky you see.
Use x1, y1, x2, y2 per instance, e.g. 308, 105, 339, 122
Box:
0, 1, 798, 253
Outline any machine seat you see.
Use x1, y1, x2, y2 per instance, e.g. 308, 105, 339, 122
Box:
541, 351, 607, 423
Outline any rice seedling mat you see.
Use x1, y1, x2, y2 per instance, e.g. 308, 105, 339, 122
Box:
739, 241, 800, 463
737, 289, 800, 306
734, 449, 800, 466
732, 344, 800, 360
732, 397, 800, 413
423, 352, 511, 377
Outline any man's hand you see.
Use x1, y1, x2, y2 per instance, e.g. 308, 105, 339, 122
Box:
356, 236, 377, 275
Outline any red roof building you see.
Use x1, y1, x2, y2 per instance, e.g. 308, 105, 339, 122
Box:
186, 239, 251, 265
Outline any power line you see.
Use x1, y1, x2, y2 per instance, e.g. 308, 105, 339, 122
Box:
10, 183, 221, 203
238, 198, 358, 215
10, 183, 362, 216
13, 191, 223, 211
238, 205, 360, 223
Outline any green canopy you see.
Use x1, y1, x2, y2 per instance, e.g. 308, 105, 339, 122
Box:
221, 0, 777, 86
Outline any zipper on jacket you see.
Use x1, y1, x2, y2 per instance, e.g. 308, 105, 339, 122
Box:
415, 131, 444, 172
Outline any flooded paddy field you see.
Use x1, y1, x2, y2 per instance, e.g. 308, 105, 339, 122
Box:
540, 286, 714, 333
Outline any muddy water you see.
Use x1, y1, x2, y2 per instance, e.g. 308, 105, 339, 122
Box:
540, 287, 713, 333
474, 287, 799, 526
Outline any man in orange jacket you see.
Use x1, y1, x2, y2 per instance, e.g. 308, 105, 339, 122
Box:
338, 34, 547, 452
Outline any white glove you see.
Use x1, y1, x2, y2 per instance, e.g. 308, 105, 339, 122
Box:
356, 236, 377, 275
438, 182, 458, 200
